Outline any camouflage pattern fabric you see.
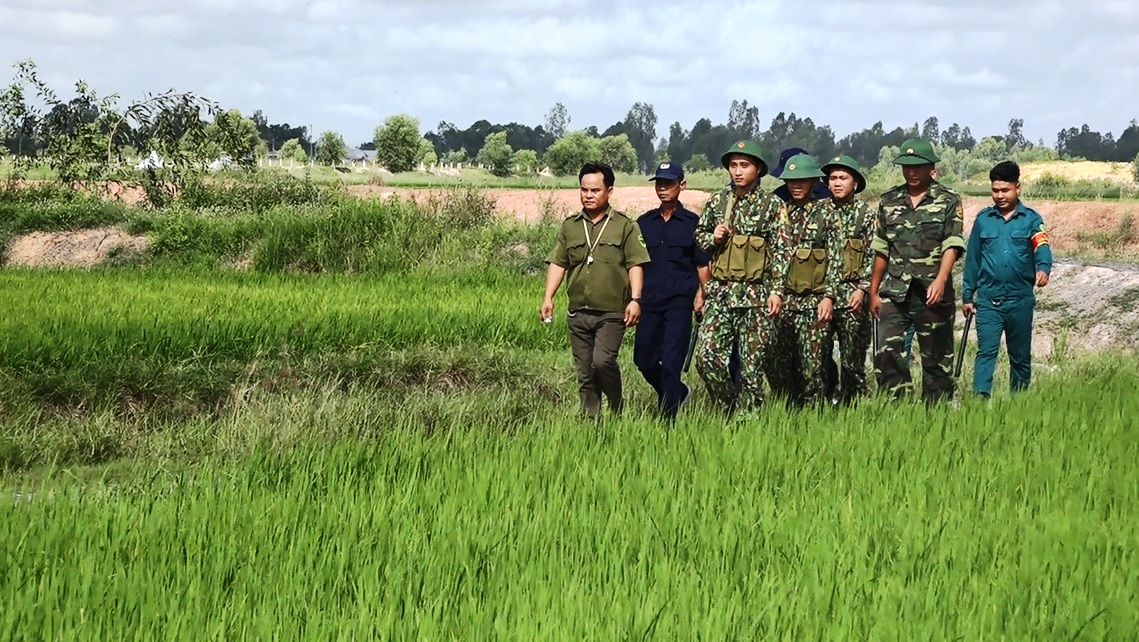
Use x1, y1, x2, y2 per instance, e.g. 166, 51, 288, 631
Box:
696, 186, 791, 308
870, 181, 966, 403
874, 284, 955, 402
833, 306, 871, 402
779, 197, 842, 312
869, 181, 966, 302
768, 310, 834, 406
695, 300, 771, 413
827, 197, 876, 402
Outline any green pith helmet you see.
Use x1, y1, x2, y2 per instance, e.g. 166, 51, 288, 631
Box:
777, 153, 825, 181
720, 140, 770, 177
894, 138, 940, 165
821, 153, 867, 194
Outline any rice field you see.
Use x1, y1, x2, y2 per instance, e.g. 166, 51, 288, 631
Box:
1, 203, 1137, 639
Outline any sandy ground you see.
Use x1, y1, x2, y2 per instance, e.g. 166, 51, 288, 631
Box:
6, 228, 149, 267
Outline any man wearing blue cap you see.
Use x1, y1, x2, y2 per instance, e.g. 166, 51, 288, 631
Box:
634, 161, 710, 420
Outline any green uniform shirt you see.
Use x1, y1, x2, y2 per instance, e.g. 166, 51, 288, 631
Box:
781, 197, 842, 312
547, 208, 650, 313
870, 181, 967, 302
696, 185, 791, 308
827, 197, 877, 302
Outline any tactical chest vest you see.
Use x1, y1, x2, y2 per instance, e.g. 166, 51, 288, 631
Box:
711, 193, 771, 283
787, 204, 829, 295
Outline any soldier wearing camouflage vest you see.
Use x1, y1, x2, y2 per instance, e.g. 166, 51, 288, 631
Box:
694, 140, 791, 414
868, 138, 967, 403
767, 154, 842, 406
821, 154, 877, 404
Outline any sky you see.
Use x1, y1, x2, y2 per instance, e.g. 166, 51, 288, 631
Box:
1, 0, 1136, 149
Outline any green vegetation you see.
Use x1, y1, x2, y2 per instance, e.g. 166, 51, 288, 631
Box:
1, 185, 1137, 638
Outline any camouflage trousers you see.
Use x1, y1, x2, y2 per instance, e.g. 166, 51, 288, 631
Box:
874, 283, 956, 403
695, 301, 771, 413
768, 310, 834, 406
833, 306, 872, 403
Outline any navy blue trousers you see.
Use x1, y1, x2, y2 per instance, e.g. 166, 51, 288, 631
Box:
634, 307, 693, 419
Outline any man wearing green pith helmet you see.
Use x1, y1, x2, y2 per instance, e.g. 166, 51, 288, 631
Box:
768, 153, 842, 406
694, 140, 791, 414
868, 138, 966, 403
821, 154, 877, 404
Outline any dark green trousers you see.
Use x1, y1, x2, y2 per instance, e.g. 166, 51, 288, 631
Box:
973, 295, 1034, 396
568, 310, 627, 418
874, 282, 955, 403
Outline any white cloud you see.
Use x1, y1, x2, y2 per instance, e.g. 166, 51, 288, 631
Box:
0, 0, 1134, 148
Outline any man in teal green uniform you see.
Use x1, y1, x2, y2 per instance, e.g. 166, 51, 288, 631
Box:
541, 162, 652, 419
962, 160, 1052, 397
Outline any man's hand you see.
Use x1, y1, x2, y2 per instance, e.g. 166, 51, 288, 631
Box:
540, 298, 554, 321
767, 294, 783, 317
848, 289, 865, 314
1035, 271, 1050, 287
962, 302, 975, 318
624, 301, 641, 327
713, 223, 734, 245
816, 297, 834, 325
869, 292, 882, 320
694, 289, 706, 314
925, 277, 947, 306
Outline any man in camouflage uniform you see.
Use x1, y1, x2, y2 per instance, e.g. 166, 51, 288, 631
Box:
821, 154, 877, 404
768, 153, 842, 406
694, 140, 790, 414
868, 138, 967, 403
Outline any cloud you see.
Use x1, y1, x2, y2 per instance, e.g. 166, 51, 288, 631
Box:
0, 0, 1134, 148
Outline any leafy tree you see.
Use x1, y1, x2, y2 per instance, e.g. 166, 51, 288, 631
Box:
250, 109, 310, 153
686, 153, 710, 173
373, 114, 421, 172
544, 102, 570, 139
512, 148, 539, 174
544, 130, 600, 176
973, 136, 1007, 163
921, 116, 940, 143
422, 148, 438, 167
1115, 120, 1139, 161
0, 58, 229, 207
443, 149, 467, 164
204, 109, 260, 165
279, 138, 307, 162
622, 102, 657, 172
727, 99, 761, 140
415, 138, 434, 166
477, 131, 513, 177
315, 130, 347, 165
598, 133, 637, 173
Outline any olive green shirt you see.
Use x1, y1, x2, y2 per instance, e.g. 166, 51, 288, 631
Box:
547, 208, 651, 313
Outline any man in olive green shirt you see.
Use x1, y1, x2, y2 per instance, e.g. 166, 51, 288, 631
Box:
541, 162, 651, 419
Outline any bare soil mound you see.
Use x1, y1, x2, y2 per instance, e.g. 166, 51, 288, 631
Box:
5, 228, 149, 268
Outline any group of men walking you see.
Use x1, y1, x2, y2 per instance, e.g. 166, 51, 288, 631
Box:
540, 137, 1053, 421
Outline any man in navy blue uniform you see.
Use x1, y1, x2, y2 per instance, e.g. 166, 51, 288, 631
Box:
634, 161, 710, 420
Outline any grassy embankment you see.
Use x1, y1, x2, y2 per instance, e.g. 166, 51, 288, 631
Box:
0, 179, 1136, 638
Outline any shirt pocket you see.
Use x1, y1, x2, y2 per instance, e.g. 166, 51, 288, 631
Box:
978, 228, 1000, 252
593, 239, 625, 265
567, 240, 588, 266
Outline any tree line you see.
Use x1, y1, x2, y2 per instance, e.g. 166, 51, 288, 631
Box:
3, 58, 1137, 180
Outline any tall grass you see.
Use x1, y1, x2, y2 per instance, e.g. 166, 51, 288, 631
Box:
2, 360, 1137, 639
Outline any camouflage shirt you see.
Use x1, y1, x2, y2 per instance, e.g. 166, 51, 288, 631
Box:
826, 197, 877, 301
696, 185, 791, 308
870, 181, 967, 302
781, 198, 842, 313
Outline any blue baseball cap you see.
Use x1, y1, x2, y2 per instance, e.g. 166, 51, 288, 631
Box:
650, 161, 684, 182
770, 147, 810, 178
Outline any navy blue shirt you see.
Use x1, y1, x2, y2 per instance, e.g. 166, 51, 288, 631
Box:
636, 204, 709, 312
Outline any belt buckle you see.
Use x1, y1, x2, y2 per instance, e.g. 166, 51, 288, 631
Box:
991, 297, 1004, 307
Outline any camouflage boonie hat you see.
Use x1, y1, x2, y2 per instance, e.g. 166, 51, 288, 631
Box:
821, 154, 867, 194
776, 154, 825, 181
720, 140, 770, 177
894, 138, 940, 165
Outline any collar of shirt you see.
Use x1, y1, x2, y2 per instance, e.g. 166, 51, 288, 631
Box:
980, 200, 1031, 220
641, 204, 696, 223
572, 206, 613, 223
